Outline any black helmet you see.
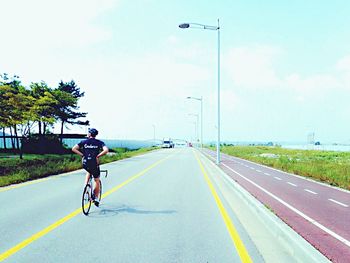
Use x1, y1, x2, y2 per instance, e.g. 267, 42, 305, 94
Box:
88, 128, 98, 137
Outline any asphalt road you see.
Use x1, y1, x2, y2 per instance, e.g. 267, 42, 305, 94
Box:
0, 148, 329, 262
203, 149, 350, 262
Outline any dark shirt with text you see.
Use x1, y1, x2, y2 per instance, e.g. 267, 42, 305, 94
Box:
78, 138, 105, 159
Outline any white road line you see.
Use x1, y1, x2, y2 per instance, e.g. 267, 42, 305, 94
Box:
328, 199, 349, 208
220, 162, 350, 248
219, 153, 350, 194
250, 167, 255, 170
304, 189, 317, 195
256, 169, 262, 173
264, 172, 270, 176
274, 177, 282, 181
287, 182, 297, 187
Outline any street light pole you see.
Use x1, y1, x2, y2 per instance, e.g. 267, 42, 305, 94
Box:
188, 113, 199, 145
217, 19, 221, 164
200, 96, 203, 148
187, 96, 203, 148
180, 20, 221, 164
191, 122, 197, 143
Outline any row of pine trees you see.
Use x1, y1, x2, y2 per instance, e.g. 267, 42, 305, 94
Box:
0, 73, 88, 157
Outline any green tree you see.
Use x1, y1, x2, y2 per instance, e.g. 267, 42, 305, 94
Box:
56, 80, 88, 142
0, 84, 12, 149
0, 74, 89, 155
30, 82, 59, 136
0, 81, 33, 158
0, 73, 21, 149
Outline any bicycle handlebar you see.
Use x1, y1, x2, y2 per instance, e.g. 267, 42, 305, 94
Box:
100, 169, 108, 178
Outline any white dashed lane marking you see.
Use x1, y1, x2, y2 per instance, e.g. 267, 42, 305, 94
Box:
219, 152, 350, 211
328, 199, 349, 208
219, 161, 350, 248
304, 189, 318, 195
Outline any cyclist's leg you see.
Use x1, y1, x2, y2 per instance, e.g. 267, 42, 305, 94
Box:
84, 171, 91, 185
93, 178, 101, 199
91, 164, 101, 199
82, 158, 92, 185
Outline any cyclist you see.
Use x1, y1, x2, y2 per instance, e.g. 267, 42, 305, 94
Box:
72, 128, 109, 207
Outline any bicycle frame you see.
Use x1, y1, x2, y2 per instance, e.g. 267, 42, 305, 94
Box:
82, 169, 108, 215
87, 169, 108, 198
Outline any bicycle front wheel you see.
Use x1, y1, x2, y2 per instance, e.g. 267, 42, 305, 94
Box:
82, 184, 92, 215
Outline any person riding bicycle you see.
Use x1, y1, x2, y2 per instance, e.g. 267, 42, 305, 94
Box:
72, 128, 109, 207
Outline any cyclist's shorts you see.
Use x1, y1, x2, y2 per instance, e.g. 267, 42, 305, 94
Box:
82, 157, 100, 178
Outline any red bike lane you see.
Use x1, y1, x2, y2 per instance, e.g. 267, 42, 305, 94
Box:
203, 149, 350, 262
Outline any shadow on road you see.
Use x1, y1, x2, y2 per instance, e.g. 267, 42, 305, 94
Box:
87, 204, 177, 218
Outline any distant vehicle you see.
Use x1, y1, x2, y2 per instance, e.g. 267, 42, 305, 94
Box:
162, 138, 174, 148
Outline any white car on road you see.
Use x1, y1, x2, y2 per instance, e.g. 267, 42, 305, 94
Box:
162, 139, 174, 148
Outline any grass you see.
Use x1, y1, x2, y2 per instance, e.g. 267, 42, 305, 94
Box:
211, 146, 350, 190
0, 147, 157, 187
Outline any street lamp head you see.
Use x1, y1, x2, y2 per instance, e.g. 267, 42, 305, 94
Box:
179, 23, 190, 29
187, 96, 202, 101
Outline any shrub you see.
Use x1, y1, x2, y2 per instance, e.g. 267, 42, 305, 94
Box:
21, 134, 70, 154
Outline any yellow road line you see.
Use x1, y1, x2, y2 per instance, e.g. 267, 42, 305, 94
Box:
193, 150, 252, 263
0, 153, 172, 262
101, 157, 169, 199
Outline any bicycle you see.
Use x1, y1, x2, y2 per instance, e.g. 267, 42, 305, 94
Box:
82, 169, 108, 215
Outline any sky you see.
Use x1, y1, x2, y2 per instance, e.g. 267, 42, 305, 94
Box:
1, 0, 350, 143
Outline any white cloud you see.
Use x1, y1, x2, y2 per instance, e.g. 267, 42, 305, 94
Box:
224, 45, 350, 103
284, 55, 350, 100
336, 55, 350, 89
224, 45, 282, 89
0, 0, 119, 51
51, 51, 214, 139
1, 6, 217, 140
336, 55, 350, 71
0, 0, 120, 92
166, 35, 179, 45
206, 89, 239, 113
285, 73, 341, 96
165, 36, 216, 63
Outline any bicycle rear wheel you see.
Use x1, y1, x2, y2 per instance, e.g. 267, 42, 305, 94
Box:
82, 184, 92, 215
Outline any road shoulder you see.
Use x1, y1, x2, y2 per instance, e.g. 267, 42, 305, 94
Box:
197, 149, 330, 263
